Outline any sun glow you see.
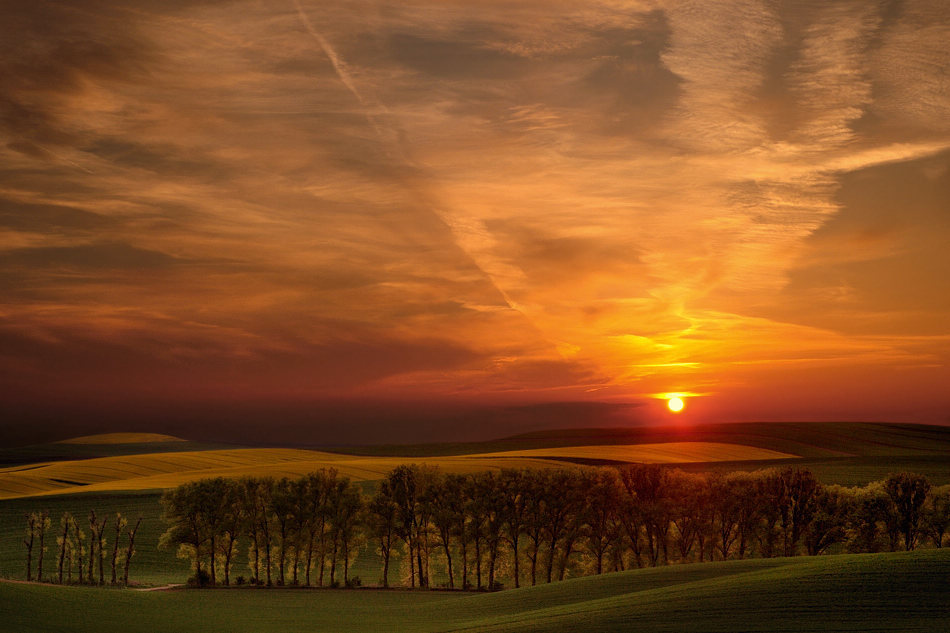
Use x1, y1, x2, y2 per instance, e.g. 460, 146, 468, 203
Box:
667, 396, 685, 413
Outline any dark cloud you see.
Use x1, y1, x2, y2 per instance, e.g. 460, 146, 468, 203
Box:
0, 242, 181, 271
761, 149, 950, 334
0, 198, 116, 232
0, 2, 155, 152
387, 30, 528, 79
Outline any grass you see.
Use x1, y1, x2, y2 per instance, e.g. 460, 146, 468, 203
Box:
0, 491, 189, 586
0, 549, 947, 632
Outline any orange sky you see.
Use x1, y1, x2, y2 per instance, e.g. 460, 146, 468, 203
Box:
1, 0, 949, 442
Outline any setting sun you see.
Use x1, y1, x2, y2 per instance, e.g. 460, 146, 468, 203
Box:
667, 397, 685, 413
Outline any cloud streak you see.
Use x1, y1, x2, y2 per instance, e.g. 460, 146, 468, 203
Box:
1, 0, 949, 434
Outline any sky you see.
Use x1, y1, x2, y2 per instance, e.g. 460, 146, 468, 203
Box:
1, 0, 949, 444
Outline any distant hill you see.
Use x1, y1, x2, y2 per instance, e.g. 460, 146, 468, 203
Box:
56, 432, 185, 445
328, 421, 950, 458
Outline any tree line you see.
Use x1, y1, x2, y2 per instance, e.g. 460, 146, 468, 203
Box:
22, 509, 142, 586
159, 472, 363, 587
156, 465, 949, 590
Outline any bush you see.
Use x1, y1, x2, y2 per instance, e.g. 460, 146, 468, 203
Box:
236, 576, 246, 586
187, 569, 212, 587
346, 576, 361, 588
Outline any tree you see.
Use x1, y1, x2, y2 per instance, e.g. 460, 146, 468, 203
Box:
847, 483, 889, 553
160, 481, 209, 585
369, 477, 400, 587
424, 472, 460, 588
884, 472, 931, 550
499, 469, 531, 587
709, 473, 742, 560
539, 469, 581, 582
328, 477, 362, 586
581, 469, 622, 574
387, 465, 424, 587
57, 512, 75, 584
776, 468, 820, 557
35, 510, 50, 582
668, 471, 705, 563
217, 480, 242, 585
123, 517, 142, 586
24, 512, 37, 581
923, 485, 950, 548
73, 519, 86, 584
110, 513, 128, 585
619, 464, 672, 566
805, 486, 851, 556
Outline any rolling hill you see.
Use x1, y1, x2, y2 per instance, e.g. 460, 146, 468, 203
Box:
0, 549, 946, 632
0, 442, 794, 500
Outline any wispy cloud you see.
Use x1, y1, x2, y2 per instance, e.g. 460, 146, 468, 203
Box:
1, 0, 949, 426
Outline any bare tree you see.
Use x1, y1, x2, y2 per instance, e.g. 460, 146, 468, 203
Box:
123, 517, 143, 586
57, 512, 75, 584
111, 513, 128, 585
35, 510, 50, 582
24, 512, 37, 581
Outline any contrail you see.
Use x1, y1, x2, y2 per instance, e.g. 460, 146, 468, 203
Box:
291, 0, 547, 340
293, 0, 365, 108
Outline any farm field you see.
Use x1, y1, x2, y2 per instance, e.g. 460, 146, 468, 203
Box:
337, 422, 950, 459
0, 441, 799, 501
1, 549, 947, 633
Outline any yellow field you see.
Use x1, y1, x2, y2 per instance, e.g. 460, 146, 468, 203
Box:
56, 433, 186, 444
0, 442, 798, 500
469, 442, 797, 463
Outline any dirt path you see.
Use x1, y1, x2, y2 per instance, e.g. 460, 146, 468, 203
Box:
1, 577, 183, 591
135, 583, 183, 592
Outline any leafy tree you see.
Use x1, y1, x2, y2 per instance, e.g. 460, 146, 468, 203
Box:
368, 478, 400, 587
923, 485, 950, 548
619, 464, 672, 566
884, 472, 931, 550
805, 486, 851, 555
499, 469, 531, 587
110, 513, 128, 585
581, 469, 622, 574
160, 481, 209, 584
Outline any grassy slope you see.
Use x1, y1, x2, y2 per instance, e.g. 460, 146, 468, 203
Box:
328, 422, 950, 458
0, 491, 189, 586
1, 549, 947, 633
0, 440, 239, 469
331, 422, 950, 485
0, 443, 796, 501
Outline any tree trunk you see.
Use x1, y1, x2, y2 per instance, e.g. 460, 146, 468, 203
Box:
511, 534, 520, 588
123, 518, 141, 586
58, 519, 69, 584
111, 519, 121, 585
474, 537, 482, 590
305, 531, 316, 586
24, 516, 34, 582
37, 512, 47, 582
443, 537, 454, 589
381, 537, 390, 588
74, 521, 84, 584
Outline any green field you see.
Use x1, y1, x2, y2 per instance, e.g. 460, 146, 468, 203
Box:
1, 549, 947, 632
2, 422, 949, 588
